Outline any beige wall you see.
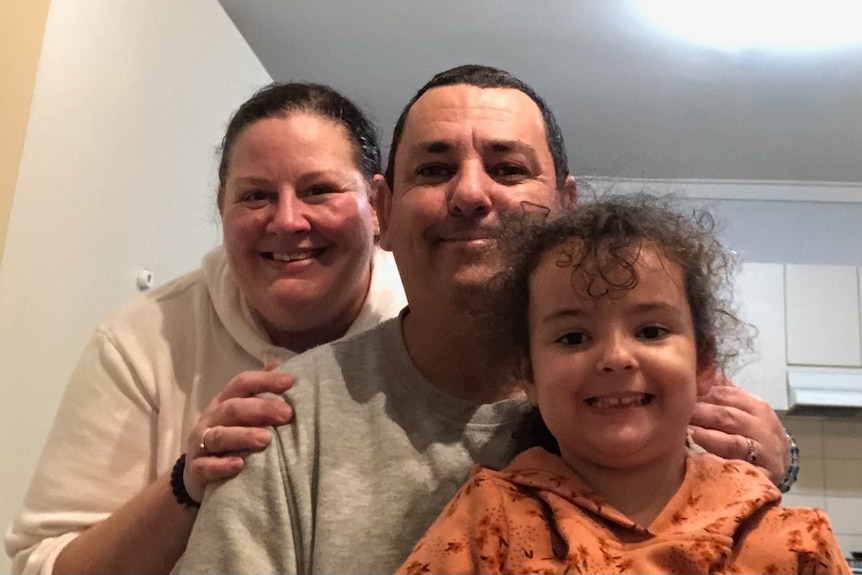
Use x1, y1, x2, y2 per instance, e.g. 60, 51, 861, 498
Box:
0, 0, 51, 268
0, 1, 270, 570
780, 414, 862, 556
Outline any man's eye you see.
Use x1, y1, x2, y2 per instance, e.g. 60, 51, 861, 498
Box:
638, 325, 669, 340
492, 163, 528, 180
416, 164, 452, 179
556, 332, 587, 346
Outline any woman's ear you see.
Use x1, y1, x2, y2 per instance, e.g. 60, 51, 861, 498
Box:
217, 188, 226, 217
372, 175, 392, 251
695, 360, 717, 397
367, 184, 380, 242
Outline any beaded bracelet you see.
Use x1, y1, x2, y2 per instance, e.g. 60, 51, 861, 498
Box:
776, 429, 800, 494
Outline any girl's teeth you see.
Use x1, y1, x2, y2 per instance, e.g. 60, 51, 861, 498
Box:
587, 394, 652, 408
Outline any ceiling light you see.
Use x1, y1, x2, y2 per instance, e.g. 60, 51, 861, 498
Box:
638, 0, 862, 52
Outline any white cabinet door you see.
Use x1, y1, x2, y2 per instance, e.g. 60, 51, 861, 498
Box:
785, 265, 862, 367
731, 263, 788, 410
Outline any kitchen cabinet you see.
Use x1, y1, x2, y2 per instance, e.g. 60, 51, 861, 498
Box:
785, 265, 862, 368
731, 263, 788, 410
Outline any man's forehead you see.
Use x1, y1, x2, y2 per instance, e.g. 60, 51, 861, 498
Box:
399, 84, 547, 150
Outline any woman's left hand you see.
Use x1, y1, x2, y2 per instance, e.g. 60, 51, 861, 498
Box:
689, 375, 789, 485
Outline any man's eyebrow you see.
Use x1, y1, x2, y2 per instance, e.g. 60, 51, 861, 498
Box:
487, 140, 540, 162
408, 140, 455, 155
407, 139, 540, 158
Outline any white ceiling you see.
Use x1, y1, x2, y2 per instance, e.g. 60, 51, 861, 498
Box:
218, 0, 862, 185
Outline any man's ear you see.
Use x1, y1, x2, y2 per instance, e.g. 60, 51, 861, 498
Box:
372, 175, 393, 251
695, 360, 717, 397
560, 175, 577, 208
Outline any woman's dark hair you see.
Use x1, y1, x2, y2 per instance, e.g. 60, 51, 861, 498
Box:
217, 82, 381, 205
505, 192, 747, 455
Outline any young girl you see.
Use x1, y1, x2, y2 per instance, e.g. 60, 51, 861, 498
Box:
397, 194, 850, 575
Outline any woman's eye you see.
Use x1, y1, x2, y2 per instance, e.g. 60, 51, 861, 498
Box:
305, 185, 334, 197
556, 332, 587, 346
638, 325, 669, 340
242, 189, 273, 204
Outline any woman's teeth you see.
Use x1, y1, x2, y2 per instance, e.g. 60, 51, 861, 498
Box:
269, 250, 317, 262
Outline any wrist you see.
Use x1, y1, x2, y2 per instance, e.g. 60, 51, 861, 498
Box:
776, 428, 800, 493
170, 454, 201, 509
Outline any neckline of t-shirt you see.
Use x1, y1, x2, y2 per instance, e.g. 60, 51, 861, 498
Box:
381, 314, 530, 428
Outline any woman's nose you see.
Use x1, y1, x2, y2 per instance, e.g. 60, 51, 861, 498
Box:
267, 194, 311, 234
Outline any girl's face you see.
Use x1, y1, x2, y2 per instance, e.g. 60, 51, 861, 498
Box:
220, 113, 378, 352
525, 242, 714, 473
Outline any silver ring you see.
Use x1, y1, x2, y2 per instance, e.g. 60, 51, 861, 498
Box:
200, 428, 213, 454
745, 437, 757, 464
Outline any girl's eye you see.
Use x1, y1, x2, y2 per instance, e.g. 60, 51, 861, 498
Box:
638, 325, 669, 340
556, 332, 588, 346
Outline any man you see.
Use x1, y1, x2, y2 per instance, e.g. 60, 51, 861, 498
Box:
174, 65, 792, 574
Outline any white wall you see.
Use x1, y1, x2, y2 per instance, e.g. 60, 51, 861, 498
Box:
581, 179, 862, 266
0, 0, 271, 570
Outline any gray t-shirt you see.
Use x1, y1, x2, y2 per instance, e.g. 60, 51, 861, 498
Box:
175, 317, 531, 574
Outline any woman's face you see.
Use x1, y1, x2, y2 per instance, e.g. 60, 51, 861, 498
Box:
220, 113, 378, 351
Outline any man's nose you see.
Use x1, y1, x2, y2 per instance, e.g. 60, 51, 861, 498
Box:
267, 193, 311, 234
448, 162, 492, 217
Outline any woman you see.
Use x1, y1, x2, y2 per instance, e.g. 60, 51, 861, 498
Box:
5, 83, 406, 574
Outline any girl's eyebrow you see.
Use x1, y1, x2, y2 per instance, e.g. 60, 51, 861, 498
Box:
539, 308, 588, 324
538, 301, 685, 324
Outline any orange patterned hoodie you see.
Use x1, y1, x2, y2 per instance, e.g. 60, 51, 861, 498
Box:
397, 447, 850, 574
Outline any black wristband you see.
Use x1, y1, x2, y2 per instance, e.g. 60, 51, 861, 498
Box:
170, 454, 201, 509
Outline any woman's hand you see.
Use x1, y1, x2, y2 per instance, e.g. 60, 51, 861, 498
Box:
689, 375, 788, 485
183, 361, 294, 502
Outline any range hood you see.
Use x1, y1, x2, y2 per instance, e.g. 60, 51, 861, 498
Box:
786, 369, 862, 416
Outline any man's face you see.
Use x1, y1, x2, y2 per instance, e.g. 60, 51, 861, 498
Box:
377, 84, 574, 310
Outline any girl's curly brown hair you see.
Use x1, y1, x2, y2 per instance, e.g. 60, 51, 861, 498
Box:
498, 192, 749, 455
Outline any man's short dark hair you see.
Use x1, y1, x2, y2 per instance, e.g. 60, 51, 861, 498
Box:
384, 64, 570, 190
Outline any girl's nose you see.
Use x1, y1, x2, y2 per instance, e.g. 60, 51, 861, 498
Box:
596, 333, 638, 373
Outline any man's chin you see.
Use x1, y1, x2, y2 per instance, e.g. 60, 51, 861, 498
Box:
450, 264, 508, 309
451, 264, 500, 288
